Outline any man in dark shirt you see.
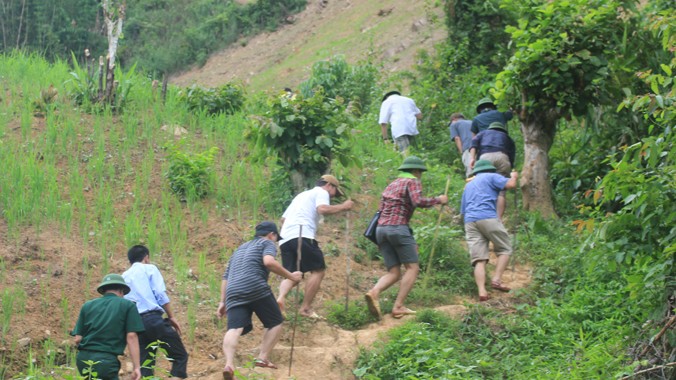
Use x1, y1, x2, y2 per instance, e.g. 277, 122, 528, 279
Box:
469, 122, 516, 220
471, 97, 513, 134
216, 221, 302, 379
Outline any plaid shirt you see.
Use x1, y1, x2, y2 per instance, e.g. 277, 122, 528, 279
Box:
378, 176, 440, 226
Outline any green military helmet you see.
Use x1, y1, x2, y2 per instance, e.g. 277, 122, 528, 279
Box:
476, 97, 495, 114
488, 122, 507, 132
472, 159, 497, 175
97, 273, 131, 295
398, 156, 428, 172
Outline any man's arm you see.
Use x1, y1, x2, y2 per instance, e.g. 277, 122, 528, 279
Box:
504, 171, 518, 190
263, 255, 302, 283
126, 332, 142, 380
161, 302, 182, 335
380, 123, 389, 140
317, 199, 354, 215
415, 112, 422, 120
216, 279, 227, 318
468, 147, 477, 170
453, 136, 463, 154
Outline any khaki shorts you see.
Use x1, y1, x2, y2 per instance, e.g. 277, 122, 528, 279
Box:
480, 152, 511, 177
465, 218, 512, 265
394, 134, 417, 152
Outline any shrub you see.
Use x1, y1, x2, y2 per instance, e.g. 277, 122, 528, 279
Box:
179, 83, 245, 116
299, 55, 379, 116
248, 89, 359, 191
65, 52, 137, 113
165, 144, 219, 200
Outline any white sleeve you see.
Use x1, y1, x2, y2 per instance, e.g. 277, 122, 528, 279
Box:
378, 101, 390, 124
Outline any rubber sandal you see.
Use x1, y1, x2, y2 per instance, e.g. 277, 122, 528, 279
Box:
222, 365, 234, 380
364, 292, 381, 319
254, 358, 278, 369
391, 308, 416, 319
479, 295, 491, 302
491, 281, 511, 292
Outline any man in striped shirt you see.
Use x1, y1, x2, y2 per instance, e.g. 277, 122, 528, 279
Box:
216, 221, 302, 379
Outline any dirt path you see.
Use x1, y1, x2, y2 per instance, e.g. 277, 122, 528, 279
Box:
173, 258, 532, 380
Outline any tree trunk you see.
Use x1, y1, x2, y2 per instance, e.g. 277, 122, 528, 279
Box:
519, 109, 558, 218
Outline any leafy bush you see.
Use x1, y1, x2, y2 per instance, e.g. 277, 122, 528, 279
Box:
179, 83, 245, 116
65, 52, 137, 113
165, 144, 219, 199
248, 89, 359, 190
299, 56, 380, 116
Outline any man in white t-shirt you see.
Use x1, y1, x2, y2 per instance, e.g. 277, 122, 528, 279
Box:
378, 90, 422, 153
276, 175, 354, 319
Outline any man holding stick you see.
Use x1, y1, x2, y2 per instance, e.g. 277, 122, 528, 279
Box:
217, 221, 302, 379
276, 174, 354, 319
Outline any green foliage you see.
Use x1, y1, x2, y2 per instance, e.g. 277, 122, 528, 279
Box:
443, 0, 515, 71
65, 52, 138, 113
178, 83, 245, 116
572, 9, 676, 323
0, 0, 307, 76
410, 50, 494, 163
493, 0, 638, 117
299, 56, 380, 116
165, 144, 219, 200
122, 0, 307, 74
248, 89, 359, 188
325, 299, 378, 330
0, 0, 105, 59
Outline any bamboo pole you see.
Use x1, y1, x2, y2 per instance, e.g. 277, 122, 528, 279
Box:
421, 177, 451, 291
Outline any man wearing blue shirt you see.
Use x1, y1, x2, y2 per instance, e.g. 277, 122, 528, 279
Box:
461, 160, 518, 302
449, 112, 474, 177
123, 245, 189, 379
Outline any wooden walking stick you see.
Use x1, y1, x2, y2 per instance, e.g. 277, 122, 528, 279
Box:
288, 225, 303, 376
511, 186, 519, 278
344, 212, 351, 312
421, 177, 451, 291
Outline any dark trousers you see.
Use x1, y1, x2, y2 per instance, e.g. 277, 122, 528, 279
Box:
139, 311, 189, 378
76, 350, 120, 380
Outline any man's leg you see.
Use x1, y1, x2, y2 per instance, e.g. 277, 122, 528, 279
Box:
276, 278, 299, 313
223, 328, 244, 371
258, 324, 282, 363
159, 320, 189, 379
367, 265, 401, 300
299, 269, 325, 315
392, 262, 419, 313
491, 254, 510, 285
474, 260, 488, 298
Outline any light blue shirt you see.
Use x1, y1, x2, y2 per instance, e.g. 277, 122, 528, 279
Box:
461, 173, 509, 223
122, 262, 170, 314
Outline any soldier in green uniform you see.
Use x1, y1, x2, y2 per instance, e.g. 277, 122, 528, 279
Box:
72, 274, 145, 380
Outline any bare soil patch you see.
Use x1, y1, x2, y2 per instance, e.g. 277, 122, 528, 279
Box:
171, 0, 447, 91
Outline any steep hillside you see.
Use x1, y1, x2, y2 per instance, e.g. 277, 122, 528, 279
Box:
171, 0, 447, 91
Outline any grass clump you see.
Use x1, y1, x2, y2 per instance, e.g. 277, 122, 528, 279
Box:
325, 300, 379, 330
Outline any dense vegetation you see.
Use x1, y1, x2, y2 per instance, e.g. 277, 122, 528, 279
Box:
0, 0, 674, 379
0, 0, 307, 75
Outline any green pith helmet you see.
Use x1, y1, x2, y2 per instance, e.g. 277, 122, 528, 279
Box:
472, 159, 497, 175
398, 156, 428, 172
488, 122, 507, 132
476, 97, 495, 113
97, 273, 131, 295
